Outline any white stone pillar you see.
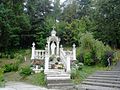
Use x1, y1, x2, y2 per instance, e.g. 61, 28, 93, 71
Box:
73, 44, 76, 60
36, 65, 39, 70
56, 42, 59, 56
66, 52, 71, 73
44, 47, 49, 74
31, 42, 35, 60
60, 45, 63, 56
47, 42, 50, 56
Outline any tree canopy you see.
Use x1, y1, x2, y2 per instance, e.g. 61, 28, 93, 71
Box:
0, 0, 120, 53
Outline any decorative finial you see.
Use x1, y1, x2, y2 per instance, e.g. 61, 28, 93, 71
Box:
51, 25, 56, 36
60, 45, 63, 48
32, 42, 35, 47
73, 43, 76, 48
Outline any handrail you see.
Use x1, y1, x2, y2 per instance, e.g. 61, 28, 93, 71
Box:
60, 49, 67, 69
35, 50, 45, 59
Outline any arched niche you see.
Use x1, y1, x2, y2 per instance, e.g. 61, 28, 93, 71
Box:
46, 30, 60, 56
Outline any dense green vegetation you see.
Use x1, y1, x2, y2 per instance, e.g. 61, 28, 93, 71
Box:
0, 0, 120, 51
0, 68, 4, 87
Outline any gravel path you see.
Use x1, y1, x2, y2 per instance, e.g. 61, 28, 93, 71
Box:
0, 81, 57, 90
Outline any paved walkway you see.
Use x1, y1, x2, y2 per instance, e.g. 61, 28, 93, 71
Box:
0, 81, 56, 90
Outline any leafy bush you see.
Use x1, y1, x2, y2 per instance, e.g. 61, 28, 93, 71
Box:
83, 51, 94, 66
113, 51, 120, 63
27, 71, 46, 86
10, 53, 15, 59
3, 64, 12, 72
0, 68, 4, 82
71, 69, 81, 83
0, 68, 4, 87
77, 32, 112, 66
12, 63, 19, 71
71, 69, 79, 79
19, 66, 32, 77
3, 63, 18, 73
37, 72, 46, 86
16, 54, 24, 63
71, 62, 84, 80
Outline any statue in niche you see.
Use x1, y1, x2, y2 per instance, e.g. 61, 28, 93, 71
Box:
51, 41, 56, 55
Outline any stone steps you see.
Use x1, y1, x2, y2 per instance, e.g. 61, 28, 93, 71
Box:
77, 61, 120, 90
47, 79, 71, 84
46, 70, 75, 89
91, 74, 120, 78
85, 79, 120, 84
47, 82, 74, 89
88, 76, 120, 81
82, 81, 120, 88
77, 84, 119, 90
47, 79, 75, 89
94, 71, 120, 75
46, 73, 70, 80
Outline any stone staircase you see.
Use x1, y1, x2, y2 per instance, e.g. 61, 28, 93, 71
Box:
46, 69, 76, 90
77, 61, 120, 90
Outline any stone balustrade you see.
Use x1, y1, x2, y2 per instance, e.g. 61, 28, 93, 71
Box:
34, 50, 45, 59
60, 49, 67, 70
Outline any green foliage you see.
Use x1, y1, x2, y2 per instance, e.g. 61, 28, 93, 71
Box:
0, 1, 31, 52
27, 0, 54, 49
16, 54, 24, 64
9, 53, 15, 59
83, 51, 94, 66
0, 68, 4, 87
71, 69, 80, 80
92, 0, 120, 48
0, 68, 4, 82
36, 72, 46, 86
3, 63, 19, 73
19, 66, 32, 77
3, 64, 12, 72
113, 50, 120, 63
27, 71, 46, 86
0, 0, 120, 54
78, 32, 112, 66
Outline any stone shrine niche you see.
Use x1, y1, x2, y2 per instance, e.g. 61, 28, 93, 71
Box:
47, 29, 60, 57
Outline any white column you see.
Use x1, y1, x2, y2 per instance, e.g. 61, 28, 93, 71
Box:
73, 44, 76, 60
44, 47, 49, 74
56, 42, 59, 56
66, 52, 71, 73
31, 42, 35, 60
47, 42, 50, 56
60, 45, 63, 56
41, 51, 44, 59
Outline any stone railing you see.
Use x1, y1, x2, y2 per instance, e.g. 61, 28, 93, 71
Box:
64, 51, 73, 60
34, 50, 45, 59
60, 49, 67, 70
